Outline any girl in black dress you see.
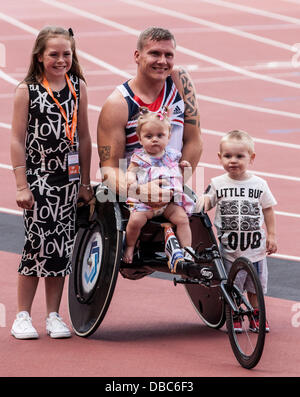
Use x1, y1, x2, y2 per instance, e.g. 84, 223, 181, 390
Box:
10, 26, 93, 339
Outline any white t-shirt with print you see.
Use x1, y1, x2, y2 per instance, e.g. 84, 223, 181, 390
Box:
205, 173, 277, 262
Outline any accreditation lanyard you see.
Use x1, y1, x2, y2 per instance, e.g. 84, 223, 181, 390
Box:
42, 73, 78, 146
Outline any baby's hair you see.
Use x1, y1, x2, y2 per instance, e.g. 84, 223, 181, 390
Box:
136, 106, 171, 137
220, 129, 255, 154
23, 25, 86, 84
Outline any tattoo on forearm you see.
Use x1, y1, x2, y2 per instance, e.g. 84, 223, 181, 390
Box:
99, 146, 111, 162
179, 68, 200, 127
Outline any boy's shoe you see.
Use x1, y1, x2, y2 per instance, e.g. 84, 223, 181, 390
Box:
265, 320, 270, 333
11, 311, 39, 339
233, 316, 243, 333
249, 309, 270, 333
46, 312, 72, 339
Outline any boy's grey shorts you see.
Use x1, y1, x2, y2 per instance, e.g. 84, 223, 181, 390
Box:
223, 257, 268, 294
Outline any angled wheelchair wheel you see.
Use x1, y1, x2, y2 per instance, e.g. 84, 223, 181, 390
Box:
185, 282, 225, 329
68, 199, 123, 337
225, 257, 266, 369
184, 212, 226, 329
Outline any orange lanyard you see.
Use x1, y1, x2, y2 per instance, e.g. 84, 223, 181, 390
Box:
42, 74, 77, 145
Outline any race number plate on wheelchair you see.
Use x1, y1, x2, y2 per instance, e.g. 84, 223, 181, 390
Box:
82, 231, 103, 293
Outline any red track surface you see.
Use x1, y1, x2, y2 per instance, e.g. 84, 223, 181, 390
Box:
0, 0, 300, 378
1, 251, 300, 377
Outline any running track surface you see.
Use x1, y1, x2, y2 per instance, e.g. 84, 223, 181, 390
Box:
0, 0, 300, 378
1, 251, 300, 377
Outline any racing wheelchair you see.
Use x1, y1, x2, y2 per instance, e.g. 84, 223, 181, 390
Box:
68, 184, 266, 369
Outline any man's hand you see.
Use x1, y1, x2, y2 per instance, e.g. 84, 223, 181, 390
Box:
78, 185, 94, 204
128, 178, 173, 207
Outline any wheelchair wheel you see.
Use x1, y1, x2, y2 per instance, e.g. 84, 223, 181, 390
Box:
68, 200, 123, 337
185, 283, 225, 328
225, 257, 266, 369
184, 212, 226, 329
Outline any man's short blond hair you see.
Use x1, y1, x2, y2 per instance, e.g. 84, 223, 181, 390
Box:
137, 27, 176, 50
220, 130, 255, 154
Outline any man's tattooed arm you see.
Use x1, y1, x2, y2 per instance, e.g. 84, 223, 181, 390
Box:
178, 67, 200, 127
175, 66, 202, 171
98, 145, 111, 163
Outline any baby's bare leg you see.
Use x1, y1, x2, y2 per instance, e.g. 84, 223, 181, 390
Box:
163, 203, 191, 248
123, 210, 154, 263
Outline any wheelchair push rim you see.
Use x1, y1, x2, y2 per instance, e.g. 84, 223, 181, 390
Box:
68, 198, 123, 337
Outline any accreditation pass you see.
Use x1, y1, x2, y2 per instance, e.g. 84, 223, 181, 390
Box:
68, 151, 80, 181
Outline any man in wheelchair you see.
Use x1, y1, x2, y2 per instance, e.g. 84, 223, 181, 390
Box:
123, 107, 196, 265
97, 26, 202, 268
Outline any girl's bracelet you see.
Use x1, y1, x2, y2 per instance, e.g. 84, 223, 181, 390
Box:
13, 165, 26, 171
17, 185, 29, 192
80, 183, 92, 191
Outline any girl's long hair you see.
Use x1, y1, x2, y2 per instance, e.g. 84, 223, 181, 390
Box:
24, 26, 86, 84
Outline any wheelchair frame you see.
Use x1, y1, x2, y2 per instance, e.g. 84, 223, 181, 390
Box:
68, 184, 266, 369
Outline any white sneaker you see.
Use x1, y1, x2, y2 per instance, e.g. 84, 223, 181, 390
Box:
11, 311, 39, 339
46, 312, 71, 338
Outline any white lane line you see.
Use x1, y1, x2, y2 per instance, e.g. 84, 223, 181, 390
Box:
282, 0, 300, 5
0, 206, 299, 262
0, 70, 105, 114
0, 69, 103, 114
3, 116, 300, 151
1, 10, 298, 263
0, 203, 298, 220
0, 12, 38, 34
77, 49, 131, 79
0, 162, 99, 185
2, 155, 300, 182
0, 163, 12, 170
0, 69, 19, 85
275, 210, 300, 218
176, 44, 300, 88
37, 0, 300, 89
202, 129, 300, 150
200, 0, 300, 25
3, 155, 299, 218
0, 122, 11, 129
2, 6, 300, 104
3, 64, 300, 121
121, 0, 296, 52
0, 207, 22, 216
197, 94, 300, 120
0, 11, 131, 80
87, 103, 102, 112
1, 11, 299, 170
272, 253, 300, 262
3, 61, 300, 131
198, 162, 300, 182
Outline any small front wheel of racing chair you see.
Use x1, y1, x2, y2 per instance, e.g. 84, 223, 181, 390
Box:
225, 257, 266, 369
